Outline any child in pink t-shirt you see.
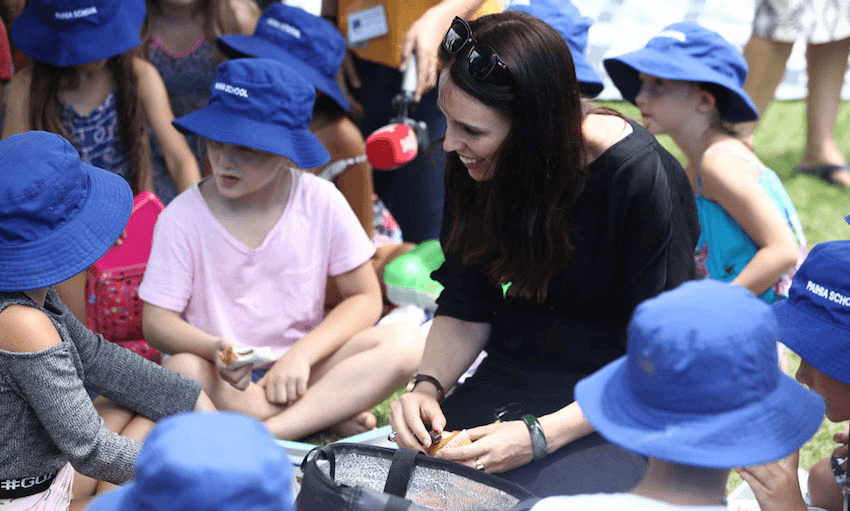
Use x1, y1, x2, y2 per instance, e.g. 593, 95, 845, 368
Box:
139, 58, 424, 441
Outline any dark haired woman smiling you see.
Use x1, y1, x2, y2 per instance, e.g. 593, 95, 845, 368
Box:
390, 11, 701, 497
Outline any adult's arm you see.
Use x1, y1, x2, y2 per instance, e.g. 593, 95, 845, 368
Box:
401, 0, 489, 101
389, 314, 490, 449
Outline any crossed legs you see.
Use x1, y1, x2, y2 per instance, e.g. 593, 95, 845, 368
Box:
164, 321, 424, 440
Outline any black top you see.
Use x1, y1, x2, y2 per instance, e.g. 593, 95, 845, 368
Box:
433, 120, 700, 375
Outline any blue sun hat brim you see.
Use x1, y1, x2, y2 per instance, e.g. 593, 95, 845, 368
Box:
576, 280, 824, 468
507, 0, 604, 98
603, 22, 759, 123
772, 241, 850, 386
0, 131, 132, 291
88, 412, 294, 511
12, 0, 145, 67
217, 4, 349, 112
173, 58, 330, 169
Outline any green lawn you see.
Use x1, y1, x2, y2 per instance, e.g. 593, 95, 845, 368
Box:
602, 99, 850, 492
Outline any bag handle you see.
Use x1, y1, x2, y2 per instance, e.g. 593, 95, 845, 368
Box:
383, 448, 421, 497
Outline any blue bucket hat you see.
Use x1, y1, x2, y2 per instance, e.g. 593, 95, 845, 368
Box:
173, 58, 330, 169
506, 0, 604, 98
603, 22, 759, 123
88, 412, 294, 511
217, 4, 349, 112
0, 131, 132, 292
11, 0, 145, 67
576, 279, 824, 469
773, 241, 850, 386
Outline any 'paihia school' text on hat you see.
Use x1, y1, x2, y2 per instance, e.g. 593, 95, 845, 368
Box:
773, 240, 850, 386
173, 58, 330, 169
217, 3, 350, 112
603, 22, 759, 123
576, 279, 824, 469
506, 0, 604, 98
11, 0, 145, 67
0, 131, 132, 292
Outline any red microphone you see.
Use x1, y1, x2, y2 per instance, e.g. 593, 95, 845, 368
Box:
366, 123, 419, 170
365, 53, 430, 171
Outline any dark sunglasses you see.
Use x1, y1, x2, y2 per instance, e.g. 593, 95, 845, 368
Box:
442, 16, 509, 83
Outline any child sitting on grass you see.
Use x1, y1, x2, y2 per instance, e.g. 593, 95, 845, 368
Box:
740, 239, 850, 511
0, 131, 212, 511
139, 58, 425, 441
604, 22, 807, 304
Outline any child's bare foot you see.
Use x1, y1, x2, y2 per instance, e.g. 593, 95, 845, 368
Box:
330, 411, 377, 438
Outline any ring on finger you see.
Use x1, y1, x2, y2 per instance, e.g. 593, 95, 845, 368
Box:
388, 431, 398, 443
474, 457, 485, 471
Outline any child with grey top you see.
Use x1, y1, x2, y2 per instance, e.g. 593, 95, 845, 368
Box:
0, 131, 214, 511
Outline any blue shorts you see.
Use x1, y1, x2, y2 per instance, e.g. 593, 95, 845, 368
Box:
251, 368, 268, 383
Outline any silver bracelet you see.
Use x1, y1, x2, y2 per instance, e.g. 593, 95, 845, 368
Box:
522, 414, 548, 462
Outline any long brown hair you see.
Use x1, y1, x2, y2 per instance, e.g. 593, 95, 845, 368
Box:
28, 54, 152, 194
439, 11, 586, 303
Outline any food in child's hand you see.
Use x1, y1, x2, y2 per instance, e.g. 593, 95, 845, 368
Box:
428, 429, 471, 456
219, 346, 243, 366
218, 346, 276, 369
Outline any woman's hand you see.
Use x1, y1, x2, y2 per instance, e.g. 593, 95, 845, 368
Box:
390, 390, 447, 452
257, 349, 311, 405
435, 420, 533, 473
738, 450, 808, 511
213, 338, 253, 391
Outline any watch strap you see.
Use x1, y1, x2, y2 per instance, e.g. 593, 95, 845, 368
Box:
407, 373, 445, 402
522, 414, 548, 462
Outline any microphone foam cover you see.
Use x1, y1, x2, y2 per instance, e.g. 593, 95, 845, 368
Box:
366, 123, 419, 170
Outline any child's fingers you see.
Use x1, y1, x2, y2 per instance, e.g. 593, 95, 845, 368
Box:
296, 378, 307, 400
286, 379, 298, 403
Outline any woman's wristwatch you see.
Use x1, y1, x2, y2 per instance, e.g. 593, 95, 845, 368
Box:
522, 414, 548, 461
406, 373, 445, 402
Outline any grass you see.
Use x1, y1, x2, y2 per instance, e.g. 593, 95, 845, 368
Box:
371, 99, 849, 493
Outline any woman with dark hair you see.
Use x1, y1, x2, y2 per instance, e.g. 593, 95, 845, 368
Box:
390, 10, 701, 496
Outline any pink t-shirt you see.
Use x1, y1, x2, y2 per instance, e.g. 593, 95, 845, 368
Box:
139, 172, 376, 358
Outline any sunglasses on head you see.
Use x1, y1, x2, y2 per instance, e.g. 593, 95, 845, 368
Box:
442, 16, 509, 83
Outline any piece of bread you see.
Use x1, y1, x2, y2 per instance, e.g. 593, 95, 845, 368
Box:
219, 346, 247, 366
218, 346, 276, 369
428, 429, 471, 456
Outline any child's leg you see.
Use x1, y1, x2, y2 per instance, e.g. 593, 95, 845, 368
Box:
161, 352, 287, 419
262, 321, 424, 440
